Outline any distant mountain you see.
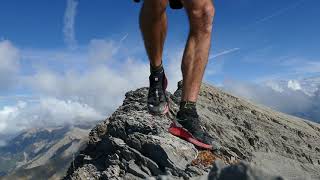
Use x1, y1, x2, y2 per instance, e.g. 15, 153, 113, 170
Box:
0, 133, 14, 147
0, 121, 98, 180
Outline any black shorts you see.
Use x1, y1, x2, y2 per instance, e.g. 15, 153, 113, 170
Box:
134, 0, 183, 10
169, 0, 183, 9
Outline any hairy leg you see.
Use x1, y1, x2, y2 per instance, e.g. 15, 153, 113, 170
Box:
139, 0, 169, 68
180, 0, 215, 102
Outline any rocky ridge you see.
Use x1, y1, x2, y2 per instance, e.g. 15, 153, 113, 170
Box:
64, 82, 320, 180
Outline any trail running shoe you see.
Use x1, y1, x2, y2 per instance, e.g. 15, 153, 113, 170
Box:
147, 69, 169, 115
170, 108, 221, 150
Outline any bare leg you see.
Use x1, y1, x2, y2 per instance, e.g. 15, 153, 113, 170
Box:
167, 0, 219, 148
139, 0, 168, 68
180, 0, 215, 102
141, 0, 170, 115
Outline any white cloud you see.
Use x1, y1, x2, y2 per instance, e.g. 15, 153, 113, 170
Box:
0, 105, 17, 132
223, 79, 320, 122
166, 49, 183, 92
24, 58, 149, 114
63, 0, 78, 49
288, 80, 301, 91
16, 39, 186, 132
0, 40, 20, 90
0, 38, 151, 134
265, 80, 284, 93
88, 39, 119, 65
0, 98, 103, 134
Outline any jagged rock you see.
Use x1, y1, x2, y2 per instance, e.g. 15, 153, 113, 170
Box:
70, 164, 101, 179
63, 82, 320, 180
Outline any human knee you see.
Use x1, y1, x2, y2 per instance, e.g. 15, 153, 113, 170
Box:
189, 3, 215, 34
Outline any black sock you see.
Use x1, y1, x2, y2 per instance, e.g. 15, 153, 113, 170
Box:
179, 101, 197, 112
150, 62, 164, 74
177, 101, 198, 122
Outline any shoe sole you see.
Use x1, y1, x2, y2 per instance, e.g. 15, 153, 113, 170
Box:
148, 103, 169, 116
168, 122, 213, 150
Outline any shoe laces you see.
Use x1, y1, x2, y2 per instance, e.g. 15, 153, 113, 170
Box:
148, 73, 166, 104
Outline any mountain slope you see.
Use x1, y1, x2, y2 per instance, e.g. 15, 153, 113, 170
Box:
0, 122, 97, 180
64, 82, 320, 179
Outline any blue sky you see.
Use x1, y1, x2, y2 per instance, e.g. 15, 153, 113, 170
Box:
1, 0, 319, 81
0, 0, 320, 134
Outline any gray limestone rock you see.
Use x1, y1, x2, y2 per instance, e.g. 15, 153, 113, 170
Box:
63, 82, 320, 180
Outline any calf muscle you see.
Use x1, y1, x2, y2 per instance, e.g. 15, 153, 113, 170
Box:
180, 0, 215, 102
